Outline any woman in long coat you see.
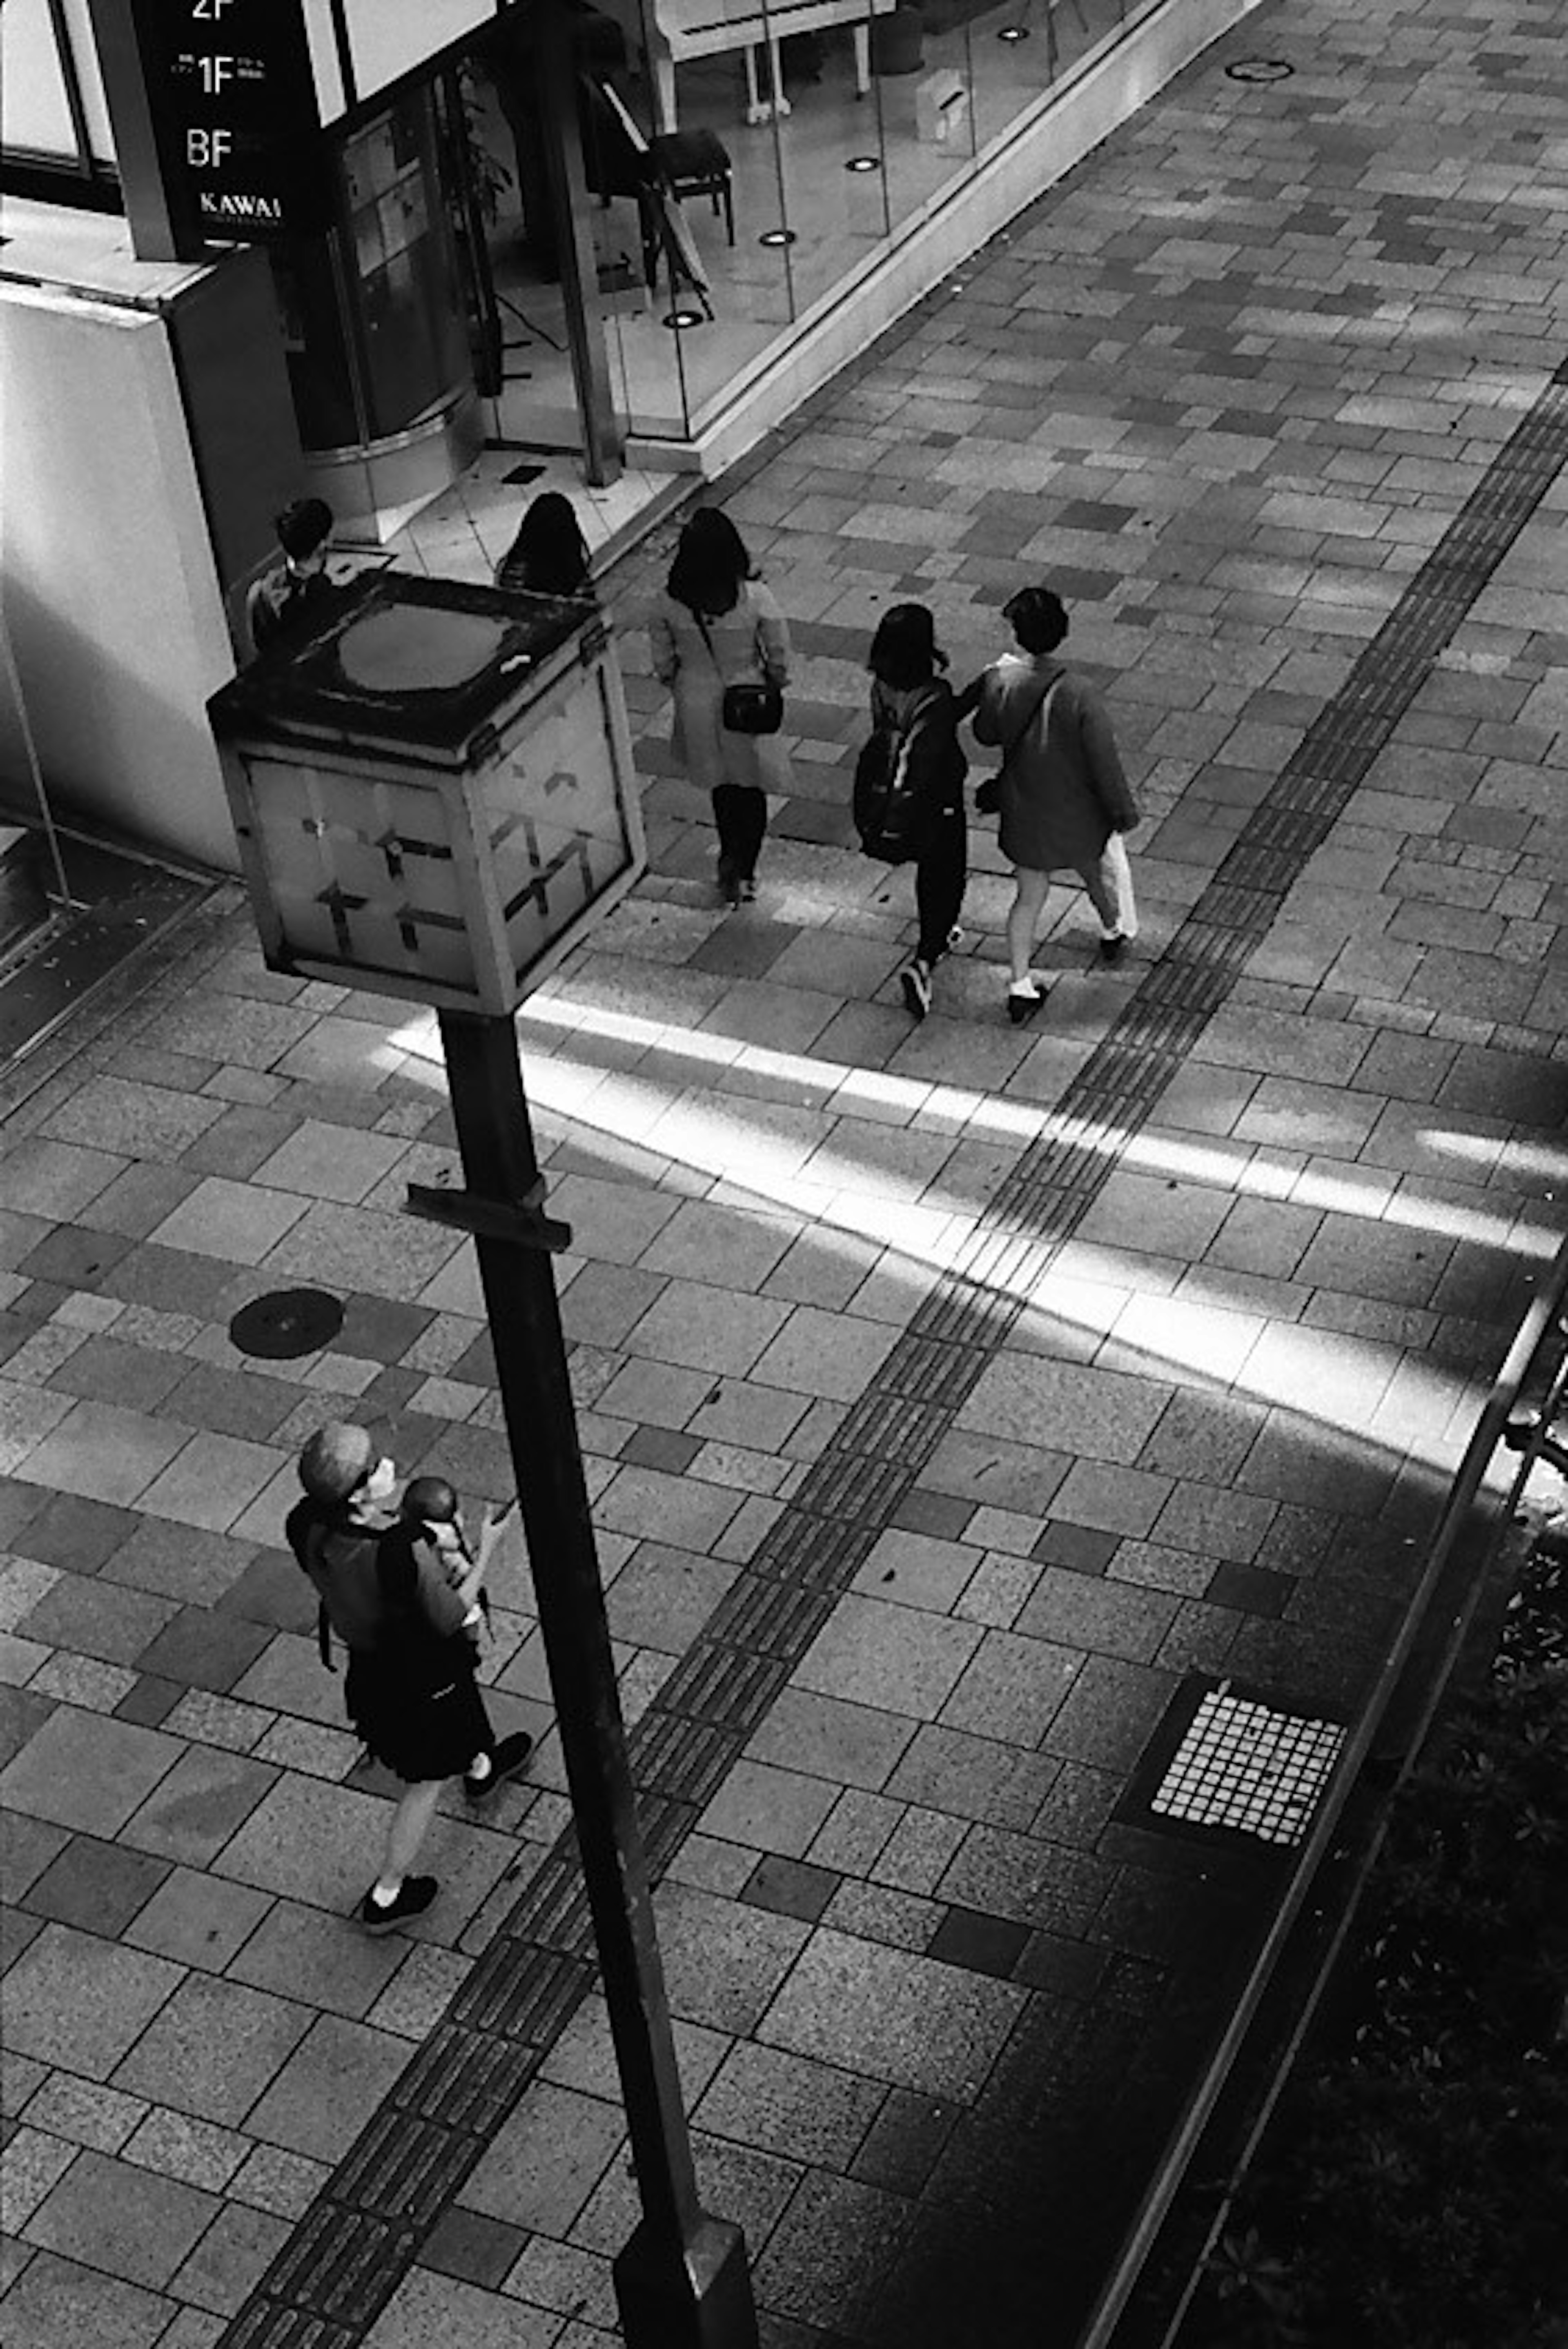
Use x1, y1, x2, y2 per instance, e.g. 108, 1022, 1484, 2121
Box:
648, 508, 792, 906
972, 585, 1140, 1022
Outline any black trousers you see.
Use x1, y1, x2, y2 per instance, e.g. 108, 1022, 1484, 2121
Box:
914, 807, 967, 966
713, 782, 768, 880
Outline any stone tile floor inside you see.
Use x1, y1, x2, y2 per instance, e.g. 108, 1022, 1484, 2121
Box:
6, 0, 1568, 2342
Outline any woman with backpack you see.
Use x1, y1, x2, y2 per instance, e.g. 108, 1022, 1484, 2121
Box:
648, 506, 791, 907
972, 586, 1140, 1024
862, 603, 970, 1021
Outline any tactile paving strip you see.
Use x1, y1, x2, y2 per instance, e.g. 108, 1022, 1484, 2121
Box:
217, 358, 1568, 2349
1149, 1688, 1346, 1847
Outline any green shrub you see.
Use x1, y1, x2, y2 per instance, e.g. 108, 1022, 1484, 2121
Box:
1196, 1649, 1568, 2349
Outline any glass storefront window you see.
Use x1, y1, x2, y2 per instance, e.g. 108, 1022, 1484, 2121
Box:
566, 0, 1134, 445
757, 0, 902, 329
2, 0, 79, 160
0, 0, 115, 183
342, 90, 469, 439
276, 83, 470, 455
584, 61, 699, 442
208, 0, 1151, 488
56, 0, 115, 162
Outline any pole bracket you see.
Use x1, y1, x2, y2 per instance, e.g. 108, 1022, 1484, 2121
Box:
405, 1178, 572, 1254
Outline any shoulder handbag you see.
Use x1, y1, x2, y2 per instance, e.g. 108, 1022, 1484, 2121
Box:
696, 611, 784, 737
974, 670, 1063, 814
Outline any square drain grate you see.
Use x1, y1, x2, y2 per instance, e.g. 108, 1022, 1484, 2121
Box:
1148, 1685, 1345, 1847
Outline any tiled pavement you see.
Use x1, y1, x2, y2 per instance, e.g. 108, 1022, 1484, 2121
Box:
7, 0, 1568, 2344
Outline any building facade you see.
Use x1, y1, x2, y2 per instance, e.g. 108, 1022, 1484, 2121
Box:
1, 0, 1256, 870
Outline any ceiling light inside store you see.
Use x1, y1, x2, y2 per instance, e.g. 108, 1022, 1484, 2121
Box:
759, 229, 797, 247
999, 23, 1030, 38
845, 155, 881, 173
662, 309, 706, 331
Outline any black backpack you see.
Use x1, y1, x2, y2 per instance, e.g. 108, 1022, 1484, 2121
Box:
853, 700, 929, 864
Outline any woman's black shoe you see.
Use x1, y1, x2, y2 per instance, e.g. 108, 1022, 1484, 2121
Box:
465, 1730, 535, 1803
359, 1875, 439, 1934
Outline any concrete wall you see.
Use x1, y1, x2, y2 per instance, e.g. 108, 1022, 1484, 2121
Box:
0, 282, 241, 872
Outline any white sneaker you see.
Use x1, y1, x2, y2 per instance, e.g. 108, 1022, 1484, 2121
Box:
900, 960, 932, 1020
1006, 973, 1048, 1025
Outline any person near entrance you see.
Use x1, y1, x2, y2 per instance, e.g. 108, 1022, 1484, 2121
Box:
245, 497, 339, 661
494, 490, 594, 599
285, 1421, 534, 1932
648, 506, 792, 906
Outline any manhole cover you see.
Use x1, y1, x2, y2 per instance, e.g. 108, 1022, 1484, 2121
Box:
229, 1287, 344, 1360
1225, 56, 1294, 80
1148, 1685, 1345, 1846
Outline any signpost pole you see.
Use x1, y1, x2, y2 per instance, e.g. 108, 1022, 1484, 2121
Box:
85, 0, 196, 260
435, 1008, 758, 2349
211, 579, 746, 2341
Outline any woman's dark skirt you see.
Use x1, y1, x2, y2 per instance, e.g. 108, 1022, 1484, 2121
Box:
344, 1644, 493, 1784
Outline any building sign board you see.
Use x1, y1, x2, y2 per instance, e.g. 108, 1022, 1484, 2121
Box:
128, 0, 327, 245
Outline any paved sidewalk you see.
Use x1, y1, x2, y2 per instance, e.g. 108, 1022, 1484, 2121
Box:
6, 1, 1568, 2345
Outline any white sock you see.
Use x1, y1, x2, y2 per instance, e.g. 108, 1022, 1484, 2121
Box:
370, 1877, 401, 1906
467, 1751, 492, 1782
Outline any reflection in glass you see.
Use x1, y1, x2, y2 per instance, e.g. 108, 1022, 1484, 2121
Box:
746, 0, 892, 327
969, 0, 1123, 148
462, 0, 1140, 446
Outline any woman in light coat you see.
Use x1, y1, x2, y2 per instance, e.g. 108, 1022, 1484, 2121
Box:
972, 585, 1140, 1023
648, 508, 791, 906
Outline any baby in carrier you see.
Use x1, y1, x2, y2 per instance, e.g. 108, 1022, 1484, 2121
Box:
400, 1474, 492, 1632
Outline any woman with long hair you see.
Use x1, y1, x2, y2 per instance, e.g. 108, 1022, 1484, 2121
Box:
494, 490, 593, 599
648, 506, 791, 906
864, 603, 969, 1021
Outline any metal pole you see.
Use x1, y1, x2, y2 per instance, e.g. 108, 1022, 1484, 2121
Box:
83, 0, 195, 260
436, 1008, 757, 2349
534, 0, 624, 488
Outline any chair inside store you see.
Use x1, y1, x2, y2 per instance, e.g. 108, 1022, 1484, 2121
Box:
581, 76, 720, 312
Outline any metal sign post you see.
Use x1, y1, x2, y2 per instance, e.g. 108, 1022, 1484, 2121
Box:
208, 583, 757, 2349
419, 1013, 757, 2348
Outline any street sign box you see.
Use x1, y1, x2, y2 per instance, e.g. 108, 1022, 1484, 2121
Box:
125, 0, 329, 245
208, 573, 646, 1015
